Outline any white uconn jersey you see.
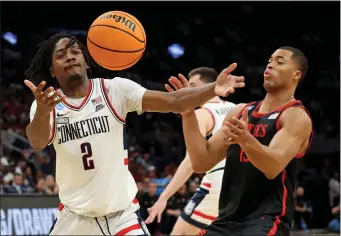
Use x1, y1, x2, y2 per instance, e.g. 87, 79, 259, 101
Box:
200, 101, 236, 192
29, 78, 147, 217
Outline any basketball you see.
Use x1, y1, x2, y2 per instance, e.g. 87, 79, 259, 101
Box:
87, 11, 146, 71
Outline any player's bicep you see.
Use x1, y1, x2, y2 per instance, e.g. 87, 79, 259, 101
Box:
269, 108, 312, 166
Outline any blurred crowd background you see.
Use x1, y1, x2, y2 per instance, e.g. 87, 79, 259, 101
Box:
0, 1, 340, 235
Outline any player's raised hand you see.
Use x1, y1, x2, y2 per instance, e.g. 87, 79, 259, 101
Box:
145, 198, 167, 224
165, 73, 189, 92
24, 80, 66, 115
164, 74, 194, 115
223, 108, 250, 145
215, 63, 245, 97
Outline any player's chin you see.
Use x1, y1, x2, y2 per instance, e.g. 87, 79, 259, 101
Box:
263, 81, 276, 91
67, 74, 83, 82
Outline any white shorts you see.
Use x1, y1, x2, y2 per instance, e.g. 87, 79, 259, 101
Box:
49, 200, 150, 235
180, 187, 219, 228
180, 168, 224, 229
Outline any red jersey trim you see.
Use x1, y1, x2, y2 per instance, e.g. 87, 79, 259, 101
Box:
100, 78, 126, 124
48, 109, 56, 145
252, 100, 300, 118
62, 80, 93, 110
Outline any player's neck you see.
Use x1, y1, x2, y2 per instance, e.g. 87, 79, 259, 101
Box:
61, 78, 90, 99
261, 90, 296, 113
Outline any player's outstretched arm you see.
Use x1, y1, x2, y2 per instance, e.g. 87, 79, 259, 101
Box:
223, 107, 312, 179
142, 63, 245, 113
183, 104, 246, 173
25, 80, 66, 150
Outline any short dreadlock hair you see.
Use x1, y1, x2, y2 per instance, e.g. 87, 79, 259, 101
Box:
25, 33, 93, 88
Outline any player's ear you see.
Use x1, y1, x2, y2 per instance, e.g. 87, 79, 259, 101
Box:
50, 66, 56, 78
293, 70, 302, 84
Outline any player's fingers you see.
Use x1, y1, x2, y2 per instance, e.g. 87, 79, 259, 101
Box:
169, 78, 181, 90
235, 76, 245, 82
170, 76, 185, 89
225, 121, 241, 134
24, 80, 38, 94
234, 82, 246, 88
145, 211, 156, 224
43, 87, 54, 98
48, 90, 60, 101
223, 63, 237, 75
36, 81, 47, 94
46, 91, 61, 106
223, 87, 235, 96
165, 84, 175, 92
53, 95, 67, 105
231, 117, 247, 129
178, 74, 189, 87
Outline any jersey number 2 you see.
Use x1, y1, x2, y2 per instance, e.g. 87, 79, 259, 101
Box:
80, 142, 95, 170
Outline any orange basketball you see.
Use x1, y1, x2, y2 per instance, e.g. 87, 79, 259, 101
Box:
87, 11, 146, 71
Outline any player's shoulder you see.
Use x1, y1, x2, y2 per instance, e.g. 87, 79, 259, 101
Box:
281, 105, 312, 124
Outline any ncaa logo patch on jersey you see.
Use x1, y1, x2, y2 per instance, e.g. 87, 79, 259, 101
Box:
56, 104, 64, 110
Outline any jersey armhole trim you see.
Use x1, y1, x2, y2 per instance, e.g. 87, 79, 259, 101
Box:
275, 106, 313, 159
100, 78, 126, 124
200, 107, 215, 136
236, 102, 256, 119
48, 109, 56, 145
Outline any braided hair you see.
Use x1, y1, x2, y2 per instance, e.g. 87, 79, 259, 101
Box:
25, 33, 93, 88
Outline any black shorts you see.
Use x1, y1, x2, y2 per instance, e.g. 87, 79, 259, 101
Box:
199, 215, 290, 236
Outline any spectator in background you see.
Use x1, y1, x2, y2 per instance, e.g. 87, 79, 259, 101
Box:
24, 166, 35, 188
294, 186, 313, 230
328, 201, 340, 233
151, 166, 174, 196
161, 185, 189, 234
35, 178, 47, 194
188, 180, 199, 196
4, 173, 33, 194
139, 181, 159, 235
329, 171, 340, 207
44, 175, 58, 195
136, 182, 145, 199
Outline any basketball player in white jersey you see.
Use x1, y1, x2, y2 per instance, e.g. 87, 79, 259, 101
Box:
24, 34, 245, 235
145, 67, 236, 235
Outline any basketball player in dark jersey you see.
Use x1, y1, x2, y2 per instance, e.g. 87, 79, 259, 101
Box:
173, 46, 313, 235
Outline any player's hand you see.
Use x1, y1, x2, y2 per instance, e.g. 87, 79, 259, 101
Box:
215, 63, 245, 97
165, 74, 193, 116
145, 198, 167, 224
165, 73, 189, 92
222, 108, 251, 145
24, 80, 66, 115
